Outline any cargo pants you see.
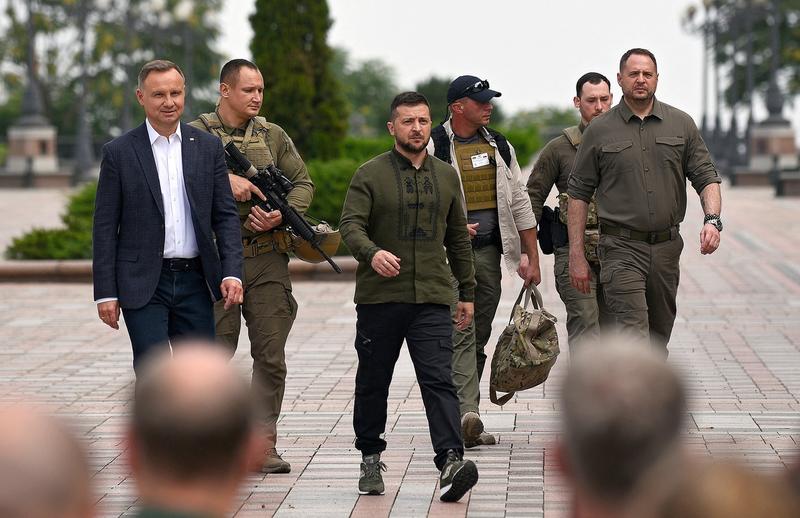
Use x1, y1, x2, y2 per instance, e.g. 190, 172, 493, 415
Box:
214, 250, 297, 443
552, 246, 611, 352
451, 244, 502, 416
598, 233, 683, 352
354, 303, 463, 470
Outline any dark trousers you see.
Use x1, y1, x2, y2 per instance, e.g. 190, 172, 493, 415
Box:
122, 265, 215, 373
353, 303, 463, 470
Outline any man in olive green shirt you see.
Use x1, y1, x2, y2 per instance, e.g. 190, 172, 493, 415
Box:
189, 59, 314, 473
340, 92, 479, 502
527, 72, 613, 350
568, 48, 723, 350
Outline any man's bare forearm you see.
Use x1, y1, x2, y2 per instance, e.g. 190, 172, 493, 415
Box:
567, 197, 589, 258
699, 183, 721, 215
519, 228, 539, 263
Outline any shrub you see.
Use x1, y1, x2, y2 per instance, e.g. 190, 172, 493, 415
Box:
6, 181, 97, 259
306, 158, 360, 228
341, 135, 393, 164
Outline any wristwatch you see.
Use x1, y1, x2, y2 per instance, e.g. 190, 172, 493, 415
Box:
703, 213, 723, 232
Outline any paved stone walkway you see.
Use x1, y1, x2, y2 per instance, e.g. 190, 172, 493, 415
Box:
0, 183, 798, 517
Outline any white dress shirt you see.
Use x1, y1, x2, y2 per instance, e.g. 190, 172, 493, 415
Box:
145, 118, 200, 259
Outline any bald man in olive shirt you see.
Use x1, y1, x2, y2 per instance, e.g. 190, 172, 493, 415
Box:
567, 48, 722, 350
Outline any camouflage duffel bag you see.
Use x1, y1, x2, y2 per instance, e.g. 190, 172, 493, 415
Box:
489, 284, 560, 406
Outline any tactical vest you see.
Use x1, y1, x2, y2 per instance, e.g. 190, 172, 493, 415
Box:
200, 112, 275, 223
431, 125, 512, 168
557, 125, 598, 229
197, 112, 274, 237
562, 125, 582, 148
553, 125, 600, 262
198, 112, 275, 171
454, 140, 498, 211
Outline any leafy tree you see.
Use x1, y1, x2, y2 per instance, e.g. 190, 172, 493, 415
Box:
250, 0, 348, 160
333, 48, 397, 137
415, 76, 452, 125
0, 0, 224, 146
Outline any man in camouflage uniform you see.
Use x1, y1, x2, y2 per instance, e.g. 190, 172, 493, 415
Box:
190, 58, 314, 473
526, 72, 613, 351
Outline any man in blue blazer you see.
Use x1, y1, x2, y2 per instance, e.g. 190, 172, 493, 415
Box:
93, 60, 243, 372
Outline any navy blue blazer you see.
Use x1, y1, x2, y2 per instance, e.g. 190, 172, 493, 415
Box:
92, 122, 243, 309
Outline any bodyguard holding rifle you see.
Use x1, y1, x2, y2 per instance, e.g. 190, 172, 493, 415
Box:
224, 142, 341, 273
190, 58, 314, 474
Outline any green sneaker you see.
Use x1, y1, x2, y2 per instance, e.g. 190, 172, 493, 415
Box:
358, 453, 387, 495
439, 449, 479, 502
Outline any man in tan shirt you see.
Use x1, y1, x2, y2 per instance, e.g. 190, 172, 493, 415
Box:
567, 48, 722, 350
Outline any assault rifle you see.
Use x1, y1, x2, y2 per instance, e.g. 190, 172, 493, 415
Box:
223, 142, 342, 274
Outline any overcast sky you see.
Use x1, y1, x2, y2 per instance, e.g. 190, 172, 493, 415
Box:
218, 0, 790, 128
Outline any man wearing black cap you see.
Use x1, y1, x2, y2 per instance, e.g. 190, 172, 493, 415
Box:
428, 76, 540, 448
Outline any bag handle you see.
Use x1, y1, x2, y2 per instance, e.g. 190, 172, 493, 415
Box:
490, 386, 515, 406
508, 284, 545, 322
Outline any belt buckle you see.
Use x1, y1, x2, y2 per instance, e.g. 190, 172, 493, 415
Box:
648, 232, 658, 244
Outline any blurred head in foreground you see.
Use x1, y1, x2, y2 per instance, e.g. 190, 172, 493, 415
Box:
557, 336, 687, 517
128, 341, 263, 517
0, 404, 91, 518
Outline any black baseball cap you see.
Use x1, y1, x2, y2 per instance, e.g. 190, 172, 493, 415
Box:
447, 75, 502, 104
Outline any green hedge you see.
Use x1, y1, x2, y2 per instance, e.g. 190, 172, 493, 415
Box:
6, 182, 96, 259
306, 158, 360, 228
341, 135, 394, 164
499, 126, 541, 166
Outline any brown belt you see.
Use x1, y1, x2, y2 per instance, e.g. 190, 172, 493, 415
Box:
600, 223, 679, 244
242, 231, 294, 258
243, 233, 278, 258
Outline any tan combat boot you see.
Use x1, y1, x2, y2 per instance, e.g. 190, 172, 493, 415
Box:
262, 448, 291, 474
261, 433, 291, 474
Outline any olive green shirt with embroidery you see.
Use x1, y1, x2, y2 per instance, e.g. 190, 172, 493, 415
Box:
340, 148, 476, 305
527, 122, 586, 222
567, 98, 721, 232
188, 112, 314, 238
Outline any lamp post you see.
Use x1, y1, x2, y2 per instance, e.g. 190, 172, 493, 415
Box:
711, 0, 722, 155
764, 0, 786, 125
744, 0, 756, 162
19, 0, 47, 127
700, 1, 711, 138
73, 0, 95, 185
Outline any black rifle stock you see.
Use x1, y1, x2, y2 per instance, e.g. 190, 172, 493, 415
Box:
224, 142, 342, 273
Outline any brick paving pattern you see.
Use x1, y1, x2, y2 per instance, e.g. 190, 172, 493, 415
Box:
0, 183, 798, 516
